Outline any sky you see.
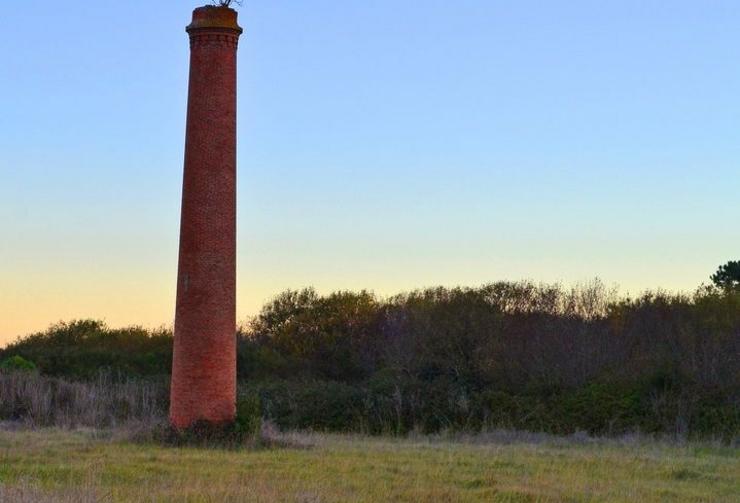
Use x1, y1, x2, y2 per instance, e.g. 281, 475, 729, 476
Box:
1, 0, 739, 344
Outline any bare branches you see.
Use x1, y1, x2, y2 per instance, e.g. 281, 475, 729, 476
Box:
213, 0, 242, 7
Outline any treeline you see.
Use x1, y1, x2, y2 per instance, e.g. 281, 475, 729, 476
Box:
2, 280, 738, 438
1, 320, 172, 379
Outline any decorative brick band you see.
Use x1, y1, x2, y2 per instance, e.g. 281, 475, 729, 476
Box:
189, 31, 240, 49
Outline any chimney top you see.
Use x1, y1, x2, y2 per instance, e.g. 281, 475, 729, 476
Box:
187, 6, 242, 34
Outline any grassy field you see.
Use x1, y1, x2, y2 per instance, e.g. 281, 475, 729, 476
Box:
0, 428, 737, 502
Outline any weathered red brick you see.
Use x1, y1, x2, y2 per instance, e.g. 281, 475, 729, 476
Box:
170, 5, 243, 429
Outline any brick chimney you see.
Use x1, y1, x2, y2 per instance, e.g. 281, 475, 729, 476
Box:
170, 5, 243, 429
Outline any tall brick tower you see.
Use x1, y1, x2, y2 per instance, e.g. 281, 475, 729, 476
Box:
170, 5, 243, 429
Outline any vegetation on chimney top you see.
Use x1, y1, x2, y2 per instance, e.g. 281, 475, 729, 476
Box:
213, 0, 242, 7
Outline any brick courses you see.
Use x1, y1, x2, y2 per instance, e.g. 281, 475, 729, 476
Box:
170, 6, 243, 429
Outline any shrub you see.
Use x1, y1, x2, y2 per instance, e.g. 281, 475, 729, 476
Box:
156, 420, 255, 448
235, 392, 262, 435
0, 320, 172, 379
0, 355, 36, 372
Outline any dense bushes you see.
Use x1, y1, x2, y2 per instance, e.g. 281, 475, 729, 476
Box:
239, 281, 738, 439
242, 376, 738, 439
1, 280, 738, 438
0, 320, 172, 379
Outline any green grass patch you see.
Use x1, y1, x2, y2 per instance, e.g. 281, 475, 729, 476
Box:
0, 429, 738, 502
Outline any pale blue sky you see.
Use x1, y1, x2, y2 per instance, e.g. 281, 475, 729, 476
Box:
1, 0, 739, 341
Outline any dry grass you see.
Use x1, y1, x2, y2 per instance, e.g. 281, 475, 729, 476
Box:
1, 428, 738, 502
0, 372, 167, 429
